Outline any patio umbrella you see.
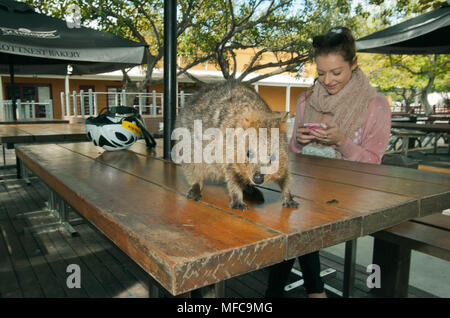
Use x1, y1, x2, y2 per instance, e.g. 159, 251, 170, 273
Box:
0, 0, 149, 119
356, 2, 450, 54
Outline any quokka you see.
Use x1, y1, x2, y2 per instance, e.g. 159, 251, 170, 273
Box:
174, 81, 298, 210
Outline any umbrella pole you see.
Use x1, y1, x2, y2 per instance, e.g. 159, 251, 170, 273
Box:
163, 0, 177, 160
9, 63, 17, 121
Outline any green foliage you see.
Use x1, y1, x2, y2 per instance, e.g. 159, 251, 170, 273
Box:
22, 0, 358, 84
19, 0, 450, 98
354, 0, 449, 111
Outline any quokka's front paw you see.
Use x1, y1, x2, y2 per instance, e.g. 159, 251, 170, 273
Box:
229, 200, 248, 210
187, 184, 202, 201
282, 199, 299, 208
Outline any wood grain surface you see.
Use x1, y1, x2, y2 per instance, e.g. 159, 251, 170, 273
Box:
14, 141, 450, 295
15, 144, 284, 295
0, 123, 87, 144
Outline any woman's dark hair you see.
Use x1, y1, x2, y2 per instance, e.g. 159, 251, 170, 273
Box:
312, 26, 356, 64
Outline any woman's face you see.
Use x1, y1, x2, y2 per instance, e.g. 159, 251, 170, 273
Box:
315, 53, 357, 95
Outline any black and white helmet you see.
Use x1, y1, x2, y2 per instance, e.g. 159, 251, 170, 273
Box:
85, 106, 156, 151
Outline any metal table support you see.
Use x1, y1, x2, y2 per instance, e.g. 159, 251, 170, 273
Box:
343, 239, 357, 298
148, 277, 226, 298
15, 160, 84, 236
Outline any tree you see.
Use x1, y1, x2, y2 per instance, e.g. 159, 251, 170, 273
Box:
357, 53, 422, 112
354, 0, 449, 115
25, 0, 361, 94
389, 54, 450, 114
25, 0, 210, 104
179, 0, 359, 84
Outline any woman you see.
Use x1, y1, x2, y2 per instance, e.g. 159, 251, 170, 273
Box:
265, 26, 391, 298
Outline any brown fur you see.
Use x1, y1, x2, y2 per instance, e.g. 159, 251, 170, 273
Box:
174, 81, 298, 210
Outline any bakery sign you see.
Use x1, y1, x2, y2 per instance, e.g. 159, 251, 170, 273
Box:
0, 27, 60, 39
0, 38, 81, 60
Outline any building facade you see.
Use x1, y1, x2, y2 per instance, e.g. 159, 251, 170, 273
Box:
0, 49, 315, 121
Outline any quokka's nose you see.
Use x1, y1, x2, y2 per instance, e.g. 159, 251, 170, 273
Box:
252, 173, 264, 184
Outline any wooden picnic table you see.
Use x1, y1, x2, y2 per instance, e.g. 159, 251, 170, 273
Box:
0, 123, 87, 145
0, 119, 69, 125
390, 122, 450, 155
14, 141, 450, 297
391, 122, 450, 133
0, 123, 87, 167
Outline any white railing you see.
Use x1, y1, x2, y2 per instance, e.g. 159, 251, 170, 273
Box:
1, 99, 53, 121
60, 90, 191, 118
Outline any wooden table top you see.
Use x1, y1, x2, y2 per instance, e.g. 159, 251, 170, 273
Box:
14, 141, 450, 295
0, 119, 69, 125
0, 123, 87, 144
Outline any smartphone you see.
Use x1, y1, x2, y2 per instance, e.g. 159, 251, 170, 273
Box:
303, 123, 328, 132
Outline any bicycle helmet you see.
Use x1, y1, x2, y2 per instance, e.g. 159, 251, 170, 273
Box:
85, 106, 156, 151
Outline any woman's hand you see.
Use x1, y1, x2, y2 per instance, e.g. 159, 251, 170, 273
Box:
296, 126, 316, 144
310, 122, 346, 147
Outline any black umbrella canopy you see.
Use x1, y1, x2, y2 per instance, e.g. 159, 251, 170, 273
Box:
0, 0, 149, 75
356, 3, 450, 54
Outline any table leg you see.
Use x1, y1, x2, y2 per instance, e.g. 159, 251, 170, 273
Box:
343, 239, 357, 298
403, 136, 410, 157
191, 282, 226, 298
148, 276, 160, 298
372, 237, 411, 298
58, 195, 79, 237
2, 144, 5, 167
20, 179, 82, 236
434, 133, 438, 154
285, 267, 337, 293
21, 159, 30, 185
16, 156, 21, 179
202, 282, 225, 298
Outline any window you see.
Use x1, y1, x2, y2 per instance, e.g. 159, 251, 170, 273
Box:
80, 85, 95, 115
107, 86, 140, 108
5, 84, 51, 118
107, 86, 122, 107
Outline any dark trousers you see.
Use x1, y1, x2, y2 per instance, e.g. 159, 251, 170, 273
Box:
265, 251, 324, 297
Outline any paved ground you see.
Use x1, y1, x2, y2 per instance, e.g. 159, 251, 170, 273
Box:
322, 235, 449, 298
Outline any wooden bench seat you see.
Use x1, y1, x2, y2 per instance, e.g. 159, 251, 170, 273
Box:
391, 128, 427, 156
371, 201, 450, 300
374, 214, 449, 260
371, 213, 449, 298
370, 156, 450, 298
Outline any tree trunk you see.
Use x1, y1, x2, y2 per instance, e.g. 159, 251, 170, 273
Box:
421, 73, 435, 116
121, 68, 153, 108
402, 87, 417, 113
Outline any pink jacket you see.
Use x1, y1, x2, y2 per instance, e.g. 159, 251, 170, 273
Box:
290, 93, 391, 164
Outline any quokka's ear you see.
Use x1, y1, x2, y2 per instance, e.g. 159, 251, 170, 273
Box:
264, 111, 289, 133
263, 111, 288, 123
263, 111, 289, 124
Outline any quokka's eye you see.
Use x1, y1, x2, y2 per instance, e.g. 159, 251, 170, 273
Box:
247, 150, 254, 159
270, 153, 276, 162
